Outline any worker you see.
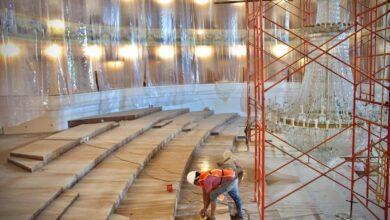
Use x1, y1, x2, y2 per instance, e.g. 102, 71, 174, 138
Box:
187, 169, 243, 220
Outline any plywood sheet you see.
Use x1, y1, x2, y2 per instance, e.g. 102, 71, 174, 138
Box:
0, 110, 186, 220
114, 114, 237, 219
8, 156, 44, 172
10, 140, 76, 161
61, 111, 212, 220
46, 122, 117, 141
68, 107, 162, 127
8, 122, 118, 172
153, 119, 173, 128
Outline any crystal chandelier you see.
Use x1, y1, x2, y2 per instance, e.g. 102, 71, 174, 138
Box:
273, 0, 364, 163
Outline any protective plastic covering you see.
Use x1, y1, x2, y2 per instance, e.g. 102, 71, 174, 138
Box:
0, 0, 246, 127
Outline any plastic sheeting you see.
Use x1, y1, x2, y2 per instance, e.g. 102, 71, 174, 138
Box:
0, 0, 246, 127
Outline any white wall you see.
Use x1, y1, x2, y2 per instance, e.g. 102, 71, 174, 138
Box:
4, 82, 300, 134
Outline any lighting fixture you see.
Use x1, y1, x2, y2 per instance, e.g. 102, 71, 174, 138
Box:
195, 0, 209, 5
83, 45, 103, 59
45, 44, 62, 59
155, 0, 173, 5
156, 45, 175, 59
230, 45, 246, 57
119, 45, 139, 60
47, 19, 65, 35
195, 45, 213, 58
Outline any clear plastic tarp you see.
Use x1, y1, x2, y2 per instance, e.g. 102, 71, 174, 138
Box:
0, 0, 247, 127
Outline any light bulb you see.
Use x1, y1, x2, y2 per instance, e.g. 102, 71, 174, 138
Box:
83, 45, 103, 59
119, 45, 139, 60
47, 19, 65, 35
230, 45, 246, 57
195, 0, 209, 5
45, 44, 62, 58
156, 45, 175, 59
195, 45, 213, 58
155, 0, 173, 5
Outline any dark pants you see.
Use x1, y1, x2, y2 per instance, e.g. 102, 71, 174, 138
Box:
210, 178, 243, 218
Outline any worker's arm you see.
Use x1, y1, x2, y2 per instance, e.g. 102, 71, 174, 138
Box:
200, 188, 211, 217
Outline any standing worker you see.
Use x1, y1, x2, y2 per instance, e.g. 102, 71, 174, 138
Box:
187, 169, 243, 220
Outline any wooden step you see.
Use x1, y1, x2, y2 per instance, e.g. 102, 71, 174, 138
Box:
60, 111, 212, 220
0, 110, 188, 220
36, 190, 79, 220
114, 113, 237, 219
182, 123, 199, 132
8, 156, 44, 172
10, 140, 77, 161
46, 122, 118, 141
68, 107, 162, 127
8, 122, 118, 172
153, 119, 173, 128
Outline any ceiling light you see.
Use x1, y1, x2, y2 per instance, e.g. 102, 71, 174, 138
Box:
105, 61, 124, 70
271, 44, 290, 57
155, 0, 173, 5
195, 0, 209, 5
45, 44, 62, 59
156, 45, 175, 59
195, 45, 213, 58
230, 45, 246, 57
0, 43, 20, 58
83, 45, 103, 59
119, 45, 139, 60
196, 29, 206, 35
47, 19, 65, 35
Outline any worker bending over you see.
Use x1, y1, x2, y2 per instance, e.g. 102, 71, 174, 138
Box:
187, 169, 243, 219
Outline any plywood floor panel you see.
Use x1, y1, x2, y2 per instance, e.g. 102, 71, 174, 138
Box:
45, 122, 117, 141
114, 113, 237, 220
68, 107, 162, 127
0, 110, 186, 220
8, 122, 118, 172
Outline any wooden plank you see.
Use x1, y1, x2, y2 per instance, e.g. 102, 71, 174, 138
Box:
61, 111, 212, 220
114, 113, 237, 219
153, 119, 173, 128
8, 156, 44, 172
46, 122, 118, 141
182, 123, 199, 132
7, 122, 118, 172
36, 190, 79, 220
10, 140, 77, 161
67, 107, 162, 127
0, 110, 187, 220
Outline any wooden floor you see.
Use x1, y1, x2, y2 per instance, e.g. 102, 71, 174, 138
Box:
114, 114, 237, 219
60, 111, 213, 220
0, 110, 186, 220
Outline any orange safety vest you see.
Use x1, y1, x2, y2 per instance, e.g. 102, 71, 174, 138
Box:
198, 169, 235, 187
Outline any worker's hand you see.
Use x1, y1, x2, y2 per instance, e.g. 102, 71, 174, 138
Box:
217, 162, 222, 166
199, 208, 206, 218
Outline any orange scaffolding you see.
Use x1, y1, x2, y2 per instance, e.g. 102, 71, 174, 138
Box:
245, 0, 389, 219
